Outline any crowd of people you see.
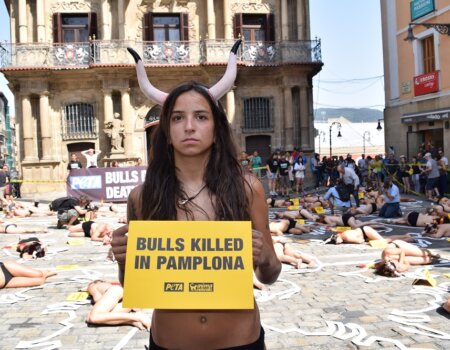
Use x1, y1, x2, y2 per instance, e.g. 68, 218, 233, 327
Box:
1, 41, 449, 348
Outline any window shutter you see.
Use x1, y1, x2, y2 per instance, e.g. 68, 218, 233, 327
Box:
265, 13, 275, 41
53, 13, 62, 43
180, 13, 189, 41
88, 13, 98, 39
234, 13, 243, 39
143, 12, 153, 41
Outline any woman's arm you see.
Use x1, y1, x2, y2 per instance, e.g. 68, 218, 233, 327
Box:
246, 175, 281, 284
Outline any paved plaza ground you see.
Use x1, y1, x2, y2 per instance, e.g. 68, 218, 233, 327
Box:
1, 191, 449, 350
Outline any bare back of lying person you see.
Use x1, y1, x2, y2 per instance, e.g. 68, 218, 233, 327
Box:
376, 240, 439, 276
0, 223, 48, 234
326, 226, 414, 245
86, 280, 150, 330
269, 219, 313, 235
319, 212, 383, 229
68, 222, 113, 243
422, 223, 450, 238
388, 211, 440, 227
274, 208, 319, 222
272, 238, 317, 269
111, 78, 280, 348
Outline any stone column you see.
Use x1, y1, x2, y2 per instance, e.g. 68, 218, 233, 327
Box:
36, 0, 45, 42
121, 88, 133, 156
207, 0, 216, 40
103, 89, 113, 124
118, 0, 125, 39
223, 0, 232, 39
297, 0, 305, 39
284, 86, 293, 150
299, 87, 310, 149
21, 94, 37, 161
18, 0, 28, 43
39, 92, 52, 160
102, 0, 111, 40
281, 0, 288, 40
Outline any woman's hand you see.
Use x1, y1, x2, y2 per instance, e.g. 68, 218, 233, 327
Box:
111, 224, 129, 270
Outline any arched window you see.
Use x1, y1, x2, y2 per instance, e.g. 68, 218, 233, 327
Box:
62, 102, 97, 140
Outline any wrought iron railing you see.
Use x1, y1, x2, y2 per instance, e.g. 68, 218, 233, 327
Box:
0, 39, 322, 69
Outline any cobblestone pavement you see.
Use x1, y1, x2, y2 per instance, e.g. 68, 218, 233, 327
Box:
1, 195, 449, 350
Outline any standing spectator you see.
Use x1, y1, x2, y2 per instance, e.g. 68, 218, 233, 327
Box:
294, 156, 306, 194
295, 150, 307, 167
310, 153, 321, 189
0, 164, 9, 208
266, 152, 279, 196
410, 156, 422, 194
321, 156, 331, 187
344, 153, 356, 171
385, 154, 399, 180
337, 164, 360, 207
357, 154, 368, 186
423, 152, 440, 200
369, 154, 384, 190
437, 149, 448, 197
66, 153, 82, 181
111, 161, 120, 168
9, 167, 21, 198
398, 155, 410, 194
135, 158, 143, 166
239, 151, 251, 172
251, 150, 262, 178
277, 153, 290, 197
81, 148, 102, 168
379, 178, 402, 218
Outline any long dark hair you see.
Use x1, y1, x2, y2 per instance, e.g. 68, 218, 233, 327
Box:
141, 82, 250, 221
17, 239, 46, 259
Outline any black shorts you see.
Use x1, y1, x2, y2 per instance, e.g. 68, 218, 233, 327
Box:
149, 327, 265, 350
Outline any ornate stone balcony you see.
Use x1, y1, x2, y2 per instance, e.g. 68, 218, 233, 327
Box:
0, 39, 321, 69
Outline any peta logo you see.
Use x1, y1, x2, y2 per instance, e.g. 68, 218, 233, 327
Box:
69, 176, 102, 189
164, 282, 184, 292
189, 283, 214, 292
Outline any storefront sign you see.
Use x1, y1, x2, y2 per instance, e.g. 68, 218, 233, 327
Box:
123, 221, 254, 309
401, 108, 450, 124
411, 0, 435, 21
67, 166, 146, 202
414, 71, 438, 97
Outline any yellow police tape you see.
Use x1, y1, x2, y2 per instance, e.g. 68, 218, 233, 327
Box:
9, 179, 66, 183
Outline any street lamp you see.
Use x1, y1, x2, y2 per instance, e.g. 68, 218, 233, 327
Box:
363, 131, 371, 155
376, 119, 383, 131
404, 22, 450, 41
317, 130, 326, 155
329, 122, 342, 158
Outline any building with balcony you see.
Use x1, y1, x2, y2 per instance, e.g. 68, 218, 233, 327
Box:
0, 0, 322, 193
380, 0, 450, 159
0, 91, 14, 168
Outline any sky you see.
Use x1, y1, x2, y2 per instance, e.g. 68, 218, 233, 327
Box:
0, 0, 385, 117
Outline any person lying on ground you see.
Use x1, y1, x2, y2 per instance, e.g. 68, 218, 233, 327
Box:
269, 219, 314, 236
68, 222, 113, 243
266, 197, 294, 208
386, 211, 442, 227
0, 260, 56, 288
347, 203, 379, 216
5, 200, 55, 218
433, 197, 450, 213
324, 226, 415, 245
273, 237, 317, 269
86, 280, 150, 330
273, 208, 319, 222
0, 222, 48, 234
374, 240, 441, 277
442, 296, 450, 314
422, 223, 450, 238
16, 237, 47, 259
316, 212, 384, 229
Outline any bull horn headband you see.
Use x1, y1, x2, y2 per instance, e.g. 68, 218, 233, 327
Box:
127, 40, 241, 106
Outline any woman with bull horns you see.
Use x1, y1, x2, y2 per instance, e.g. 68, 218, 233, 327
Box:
112, 40, 281, 349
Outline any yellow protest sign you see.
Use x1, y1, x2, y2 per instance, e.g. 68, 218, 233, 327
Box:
56, 264, 79, 271
291, 198, 299, 206
123, 221, 254, 310
288, 205, 299, 210
424, 268, 437, 287
66, 291, 89, 301
335, 226, 351, 232
368, 240, 388, 248
358, 192, 365, 199
314, 206, 324, 214
295, 219, 305, 225
67, 238, 85, 246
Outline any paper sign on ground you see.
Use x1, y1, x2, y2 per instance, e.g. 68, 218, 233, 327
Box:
123, 221, 253, 309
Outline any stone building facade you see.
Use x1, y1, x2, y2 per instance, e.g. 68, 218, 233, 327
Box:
380, 0, 450, 159
0, 0, 322, 193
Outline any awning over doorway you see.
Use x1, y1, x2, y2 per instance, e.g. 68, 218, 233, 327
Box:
401, 107, 450, 124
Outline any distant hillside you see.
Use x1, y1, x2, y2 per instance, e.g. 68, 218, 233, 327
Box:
314, 108, 383, 123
